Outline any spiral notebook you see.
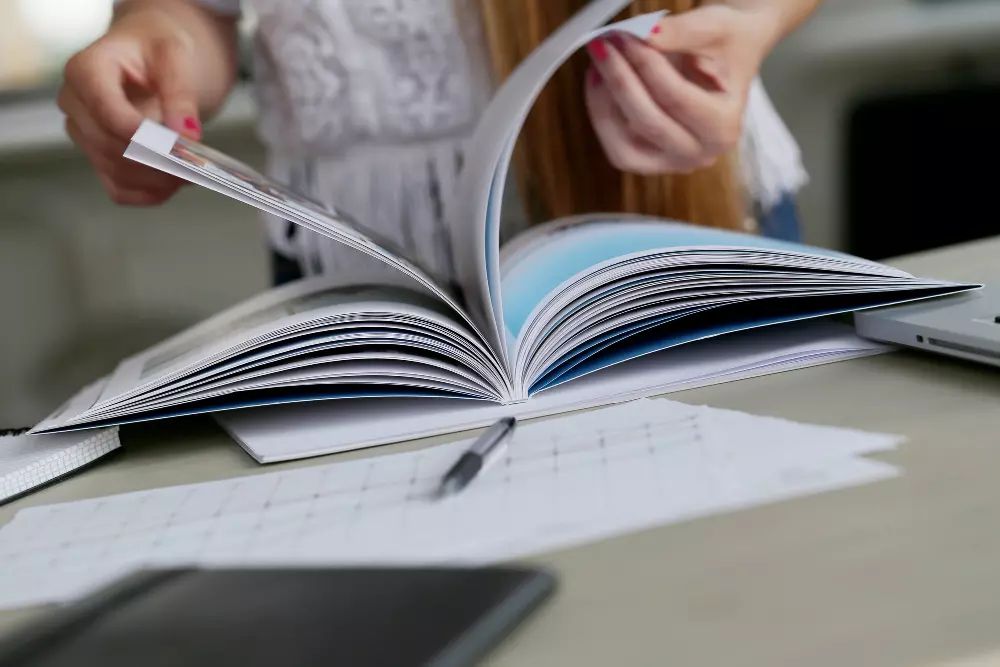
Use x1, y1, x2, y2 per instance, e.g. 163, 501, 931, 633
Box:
0, 427, 120, 504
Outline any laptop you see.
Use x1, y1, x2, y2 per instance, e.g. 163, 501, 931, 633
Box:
854, 288, 1000, 368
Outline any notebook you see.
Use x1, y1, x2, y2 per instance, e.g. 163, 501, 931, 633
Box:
0, 427, 120, 504
30, 1, 976, 438
0, 399, 903, 610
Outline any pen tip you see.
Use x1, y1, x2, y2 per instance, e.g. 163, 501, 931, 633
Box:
433, 478, 461, 501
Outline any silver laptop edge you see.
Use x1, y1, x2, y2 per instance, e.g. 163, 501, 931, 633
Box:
854, 288, 1000, 369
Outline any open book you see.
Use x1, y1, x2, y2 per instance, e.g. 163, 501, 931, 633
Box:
33, 1, 975, 436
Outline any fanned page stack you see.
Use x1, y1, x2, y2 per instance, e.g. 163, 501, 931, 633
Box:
32, 1, 976, 438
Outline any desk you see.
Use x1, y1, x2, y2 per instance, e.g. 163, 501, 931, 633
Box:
0, 237, 998, 667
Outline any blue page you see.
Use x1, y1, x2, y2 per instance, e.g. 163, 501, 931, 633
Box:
45, 389, 481, 434
515, 269, 783, 352
530, 284, 968, 392
501, 220, 868, 341
534, 312, 836, 392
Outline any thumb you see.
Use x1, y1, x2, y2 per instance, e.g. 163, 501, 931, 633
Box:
151, 37, 201, 140
646, 9, 726, 54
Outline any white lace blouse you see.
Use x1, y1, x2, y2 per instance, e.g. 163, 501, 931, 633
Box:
195, 0, 808, 285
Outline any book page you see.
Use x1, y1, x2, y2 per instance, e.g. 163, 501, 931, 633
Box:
124, 123, 475, 334
499, 216, 916, 345
449, 1, 665, 369
32, 279, 507, 433
123, 5, 662, 365
216, 319, 889, 463
495, 216, 972, 393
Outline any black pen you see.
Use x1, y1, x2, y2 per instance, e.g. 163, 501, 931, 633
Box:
435, 417, 516, 499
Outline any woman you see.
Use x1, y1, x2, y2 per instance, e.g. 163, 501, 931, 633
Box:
58, 0, 818, 287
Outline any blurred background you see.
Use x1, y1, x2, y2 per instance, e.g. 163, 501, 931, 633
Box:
0, 0, 998, 427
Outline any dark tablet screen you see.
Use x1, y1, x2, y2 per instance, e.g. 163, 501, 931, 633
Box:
0, 567, 556, 667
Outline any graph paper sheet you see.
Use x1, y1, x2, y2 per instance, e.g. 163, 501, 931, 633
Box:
0, 399, 902, 610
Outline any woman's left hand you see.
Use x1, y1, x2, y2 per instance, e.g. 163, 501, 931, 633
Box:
584, 4, 781, 175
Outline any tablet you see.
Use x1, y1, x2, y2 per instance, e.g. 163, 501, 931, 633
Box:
0, 567, 557, 667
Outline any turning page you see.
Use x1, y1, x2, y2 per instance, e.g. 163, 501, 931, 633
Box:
450, 0, 665, 368
121, 2, 662, 367
124, 122, 473, 330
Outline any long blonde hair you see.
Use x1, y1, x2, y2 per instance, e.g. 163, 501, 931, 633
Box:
477, 0, 746, 231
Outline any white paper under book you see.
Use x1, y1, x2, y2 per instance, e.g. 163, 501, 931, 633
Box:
0, 399, 904, 610
31, 1, 976, 440
220, 319, 889, 463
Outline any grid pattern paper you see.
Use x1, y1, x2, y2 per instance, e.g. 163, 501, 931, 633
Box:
0, 400, 902, 610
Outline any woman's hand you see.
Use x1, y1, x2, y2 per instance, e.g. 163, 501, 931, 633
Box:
584, 4, 786, 175
59, 0, 238, 206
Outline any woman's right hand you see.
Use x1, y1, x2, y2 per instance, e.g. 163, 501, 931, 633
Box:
59, 1, 238, 206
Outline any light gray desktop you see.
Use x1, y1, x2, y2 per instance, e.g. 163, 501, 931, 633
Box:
0, 236, 996, 667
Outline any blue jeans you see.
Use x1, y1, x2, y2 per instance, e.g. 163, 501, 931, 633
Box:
756, 193, 803, 243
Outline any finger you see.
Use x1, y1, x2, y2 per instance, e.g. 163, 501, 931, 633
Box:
645, 9, 728, 54
615, 35, 738, 153
59, 89, 131, 158
64, 118, 115, 170
68, 119, 184, 197
585, 70, 690, 175
63, 47, 146, 142
64, 116, 167, 186
97, 171, 181, 206
150, 37, 201, 138
673, 52, 726, 93
111, 163, 185, 193
93, 158, 183, 201
108, 157, 185, 193
587, 38, 704, 165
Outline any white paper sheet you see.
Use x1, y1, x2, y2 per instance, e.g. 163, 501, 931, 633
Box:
0, 399, 902, 610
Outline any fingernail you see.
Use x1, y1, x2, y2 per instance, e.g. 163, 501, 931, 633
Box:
651, 24, 661, 35
587, 39, 608, 62
183, 116, 201, 137
608, 34, 625, 49
588, 68, 602, 86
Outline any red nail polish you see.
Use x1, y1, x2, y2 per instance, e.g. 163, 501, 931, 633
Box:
183, 116, 201, 135
587, 39, 608, 62
609, 34, 624, 49
651, 24, 661, 35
